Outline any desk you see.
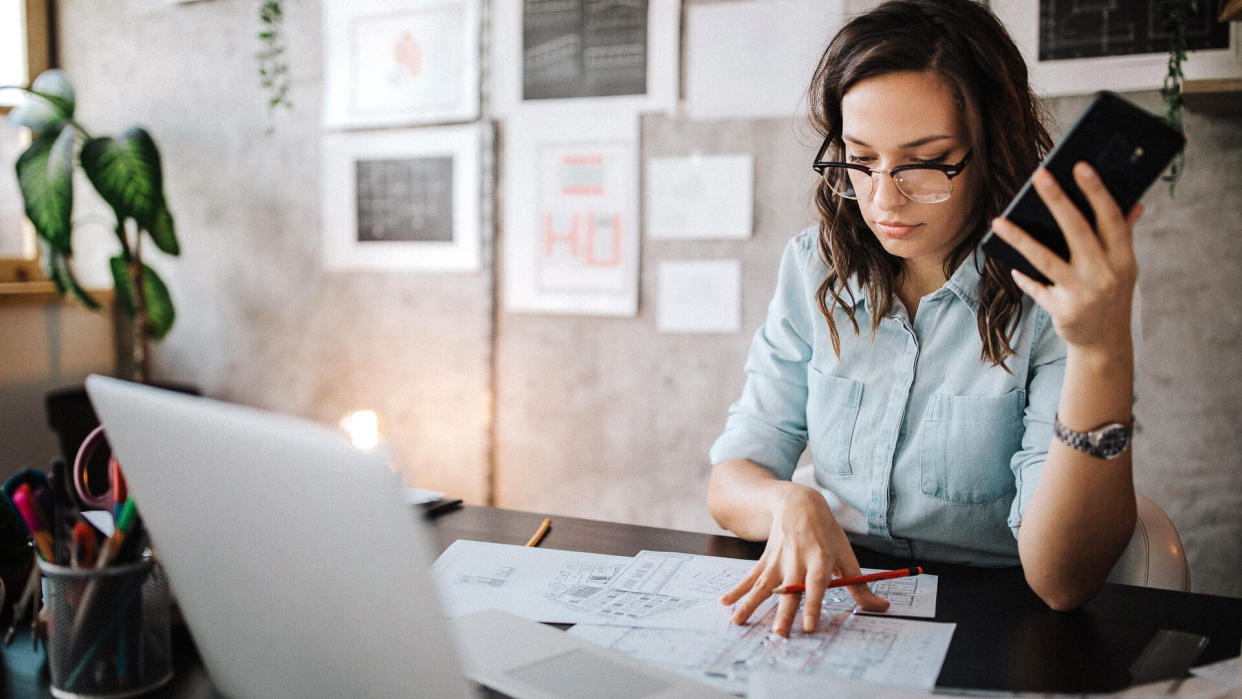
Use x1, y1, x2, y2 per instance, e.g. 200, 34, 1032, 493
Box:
431, 506, 1242, 694
9, 505, 1241, 696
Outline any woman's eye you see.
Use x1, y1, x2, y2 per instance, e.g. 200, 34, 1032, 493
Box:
914, 152, 950, 165
847, 155, 873, 164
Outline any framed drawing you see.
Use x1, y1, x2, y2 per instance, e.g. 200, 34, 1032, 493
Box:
992, 0, 1240, 96
489, 0, 679, 116
320, 123, 483, 272
322, 0, 480, 128
502, 109, 640, 316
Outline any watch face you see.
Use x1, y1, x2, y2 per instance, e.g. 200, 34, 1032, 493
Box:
1089, 423, 1133, 459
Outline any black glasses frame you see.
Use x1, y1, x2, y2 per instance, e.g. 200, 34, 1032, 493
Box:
811, 136, 974, 202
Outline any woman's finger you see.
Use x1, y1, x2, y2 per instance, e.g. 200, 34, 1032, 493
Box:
848, 582, 891, 613
1009, 268, 1054, 310
1071, 162, 1130, 253
1031, 168, 1103, 266
991, 216, 1071, 286
771, 590, 801, 638
730, 568, 781, 625
801, 568, 828, 633
833, 556, 891, 613
720, 560, 765, 605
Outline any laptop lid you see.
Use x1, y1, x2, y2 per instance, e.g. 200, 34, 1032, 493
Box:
84, 375, 472, 699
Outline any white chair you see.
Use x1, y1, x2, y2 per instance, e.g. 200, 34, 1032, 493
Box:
1106, 492, 1191, 592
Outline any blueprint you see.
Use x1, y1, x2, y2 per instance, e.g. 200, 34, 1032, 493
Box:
431, 539, 632, 623
433, 541, 938, 630
571, 609, 955, 694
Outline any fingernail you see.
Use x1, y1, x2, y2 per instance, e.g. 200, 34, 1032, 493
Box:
1076, 161, 1096, 179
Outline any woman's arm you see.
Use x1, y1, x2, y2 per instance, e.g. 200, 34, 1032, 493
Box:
992, 163, 1142, 610
709, 459, 889, 636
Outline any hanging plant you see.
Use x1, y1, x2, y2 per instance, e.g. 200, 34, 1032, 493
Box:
1157, 0, 1197, 197
258, 0, 292, 125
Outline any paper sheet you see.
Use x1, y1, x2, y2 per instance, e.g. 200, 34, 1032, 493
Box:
434, 542, 937, 627
656, 260, 742, 335
685, 0, 842, 120
432, 540, 632, 623
645, 154, 753, 240
573, 610, 955, 695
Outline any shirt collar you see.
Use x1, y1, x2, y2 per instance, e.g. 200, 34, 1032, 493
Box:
838, 245, 986, 316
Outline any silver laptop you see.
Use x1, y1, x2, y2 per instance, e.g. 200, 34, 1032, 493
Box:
85, 375, 725, 699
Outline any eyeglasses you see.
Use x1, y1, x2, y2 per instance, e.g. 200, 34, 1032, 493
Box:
812, 137, 973, 204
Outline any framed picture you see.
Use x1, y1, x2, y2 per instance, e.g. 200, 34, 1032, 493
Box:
320, 124, 483, 272
992, 0, 1240, 96
489, 0, 679, 116
322, 0, 480, 128
503, 109, 640, 316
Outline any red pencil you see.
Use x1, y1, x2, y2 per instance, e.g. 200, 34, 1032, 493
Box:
771, 566, 924, 595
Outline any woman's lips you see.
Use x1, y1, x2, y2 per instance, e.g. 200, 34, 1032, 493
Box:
875, 220, 919, 238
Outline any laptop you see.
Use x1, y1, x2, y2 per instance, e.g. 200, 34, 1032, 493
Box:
85, 375, 725, 699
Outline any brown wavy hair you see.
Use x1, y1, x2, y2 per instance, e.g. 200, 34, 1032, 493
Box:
808, 0, 1051, 369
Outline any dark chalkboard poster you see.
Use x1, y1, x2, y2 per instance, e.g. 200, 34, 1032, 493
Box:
522, 0, 649, 100
1039, 0, 1229, 61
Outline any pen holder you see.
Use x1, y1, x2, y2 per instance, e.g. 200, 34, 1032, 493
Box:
37, 559, 173, 699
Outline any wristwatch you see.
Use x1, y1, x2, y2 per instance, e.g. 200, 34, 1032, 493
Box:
1053, 414, 1134, 460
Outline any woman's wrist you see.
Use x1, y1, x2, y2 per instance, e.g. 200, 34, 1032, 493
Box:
1059, 340, 1135, 430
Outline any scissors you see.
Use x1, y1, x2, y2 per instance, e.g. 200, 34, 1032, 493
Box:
72, 425, 127, 514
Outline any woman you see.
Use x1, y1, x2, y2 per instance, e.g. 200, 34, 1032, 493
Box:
708, 0, 1141, 637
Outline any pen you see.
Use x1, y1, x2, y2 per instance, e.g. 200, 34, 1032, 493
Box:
72, 521, 97, 568
110, 458, 127, 520
11, 484, 54, 560
525, 518, 551, 547
770, 566, 924, 595
95, 498, 138, 569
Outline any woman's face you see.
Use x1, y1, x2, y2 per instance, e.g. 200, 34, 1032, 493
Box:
838, 70, 979, 274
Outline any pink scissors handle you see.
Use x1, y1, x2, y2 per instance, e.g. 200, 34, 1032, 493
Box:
73, 425, 116, 510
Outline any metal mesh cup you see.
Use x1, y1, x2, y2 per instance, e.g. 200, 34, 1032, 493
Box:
37, 558, 173, 698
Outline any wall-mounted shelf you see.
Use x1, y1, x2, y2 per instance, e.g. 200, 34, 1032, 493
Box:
1182, 78, 1242, 115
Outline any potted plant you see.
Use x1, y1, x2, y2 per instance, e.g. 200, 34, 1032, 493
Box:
2, 69, 179, 384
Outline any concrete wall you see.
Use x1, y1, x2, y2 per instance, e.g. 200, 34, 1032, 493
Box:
1, 0, 1234, 597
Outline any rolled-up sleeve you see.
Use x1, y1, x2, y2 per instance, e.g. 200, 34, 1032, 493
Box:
1007, 307, 1066, 538
709, 233, 819, 480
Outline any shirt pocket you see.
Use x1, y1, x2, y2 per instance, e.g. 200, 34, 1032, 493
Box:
919, 390, 1025, 504
806, 370, 864, 477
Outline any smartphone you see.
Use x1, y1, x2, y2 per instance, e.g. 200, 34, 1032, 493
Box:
981, 90, 1186, 284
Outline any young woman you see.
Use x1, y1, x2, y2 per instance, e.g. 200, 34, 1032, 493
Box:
708, 0, 1141, 637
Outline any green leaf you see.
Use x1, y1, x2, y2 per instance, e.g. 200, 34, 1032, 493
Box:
109, 255, 136, 317
109, 258, 175, 338
16, 125, 76, 253
141, 265, 175, 339
44, 248, 101, 311
80, 127, 165, 228
146, 206, 179, 256
7, 70, 75, 134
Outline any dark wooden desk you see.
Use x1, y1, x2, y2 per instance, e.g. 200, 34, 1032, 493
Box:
9, 505, 1241, 696
431, 505, 1242, 694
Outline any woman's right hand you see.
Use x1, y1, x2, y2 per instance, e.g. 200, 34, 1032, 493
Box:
719, 484, 889, 636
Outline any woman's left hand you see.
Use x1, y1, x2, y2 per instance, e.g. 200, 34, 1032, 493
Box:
990, 162, 1143, 351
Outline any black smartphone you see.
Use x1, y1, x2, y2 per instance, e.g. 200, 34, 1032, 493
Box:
981, 90, 1186, 284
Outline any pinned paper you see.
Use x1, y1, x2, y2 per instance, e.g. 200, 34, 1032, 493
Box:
645, 154, 753, 240
656, 260, 742, 335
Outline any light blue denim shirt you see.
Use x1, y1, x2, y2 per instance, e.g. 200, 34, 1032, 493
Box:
710, 227, 1067, 566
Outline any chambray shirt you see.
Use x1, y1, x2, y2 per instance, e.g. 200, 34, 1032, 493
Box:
710, 228, 1067, 566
